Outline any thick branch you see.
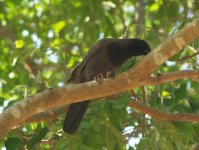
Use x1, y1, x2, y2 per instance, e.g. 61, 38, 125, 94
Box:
18, 105, 68, 126
20, 70, 199, 125
0, 18, 199, 139
128, 19, 199, 82
129, 100, 199, 122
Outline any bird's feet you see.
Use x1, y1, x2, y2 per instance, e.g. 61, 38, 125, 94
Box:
94, 71, 115, 84
94, 73, 104, 83
106, 71, 115, 79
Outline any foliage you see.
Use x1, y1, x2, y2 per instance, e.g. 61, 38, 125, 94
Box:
0, 0, 199, 149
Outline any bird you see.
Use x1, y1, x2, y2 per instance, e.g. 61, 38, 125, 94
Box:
63, 38, 151, 134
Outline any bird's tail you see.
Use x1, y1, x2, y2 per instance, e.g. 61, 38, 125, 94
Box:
63, 101, 89, 134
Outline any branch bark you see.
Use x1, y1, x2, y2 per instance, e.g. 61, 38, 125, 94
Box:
129, 100, 199, 122
0, 18, 199, 139
17, 70, 199, 126
17, 105, 68, 126
144, 70, 199, 85
135, 0, 144, 37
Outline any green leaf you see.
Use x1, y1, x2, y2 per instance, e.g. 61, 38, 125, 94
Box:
174, 84, 186, 101
15, 40, 25, 48
5, 137, 23, 150
52, 21, 66, 35
81, 129, 103, 148
149, 3, 160, 12
27, 127, 48, 149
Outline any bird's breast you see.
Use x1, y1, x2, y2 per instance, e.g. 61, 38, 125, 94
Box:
84, 55, 116, 81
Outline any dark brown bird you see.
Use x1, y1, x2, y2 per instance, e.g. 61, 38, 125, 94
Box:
63, 38, 151, 134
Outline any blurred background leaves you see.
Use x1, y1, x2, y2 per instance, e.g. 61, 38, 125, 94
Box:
0, 0, 199, 149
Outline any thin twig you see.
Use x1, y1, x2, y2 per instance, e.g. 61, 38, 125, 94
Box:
176, 52, 199, 62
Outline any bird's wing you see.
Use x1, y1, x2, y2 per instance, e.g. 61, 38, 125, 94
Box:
67, 64, 80, 83
74, 39, 112, 82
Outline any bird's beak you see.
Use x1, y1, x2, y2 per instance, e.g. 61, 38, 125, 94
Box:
145, 49, 150, 54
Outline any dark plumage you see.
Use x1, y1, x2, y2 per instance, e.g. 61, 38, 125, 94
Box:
63, 38, 151, 134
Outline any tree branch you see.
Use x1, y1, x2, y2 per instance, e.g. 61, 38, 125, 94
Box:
129, 99, 199, 122
144, 70, 199, 85
18, 105, 68, 126
135, 0, 144, 37
176, 52, 199, 62
21, 70, 199, 125
0, 25, 16, 42
9, 70, 197, 136
0, 18, 199, 139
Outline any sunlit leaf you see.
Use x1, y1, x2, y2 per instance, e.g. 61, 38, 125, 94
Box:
162, 91, 169, 97
15, 40, 25, 48
149, 3, 160, 12
52, 21, 66, 35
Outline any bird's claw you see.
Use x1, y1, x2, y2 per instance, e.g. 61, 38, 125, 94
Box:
94, 73, 104, 84
106, 71, 115, 79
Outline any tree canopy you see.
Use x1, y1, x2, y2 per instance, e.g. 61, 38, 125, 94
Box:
0, 0, 199, 149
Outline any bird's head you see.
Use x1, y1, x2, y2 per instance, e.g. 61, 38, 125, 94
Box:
124, 39, 151, 56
